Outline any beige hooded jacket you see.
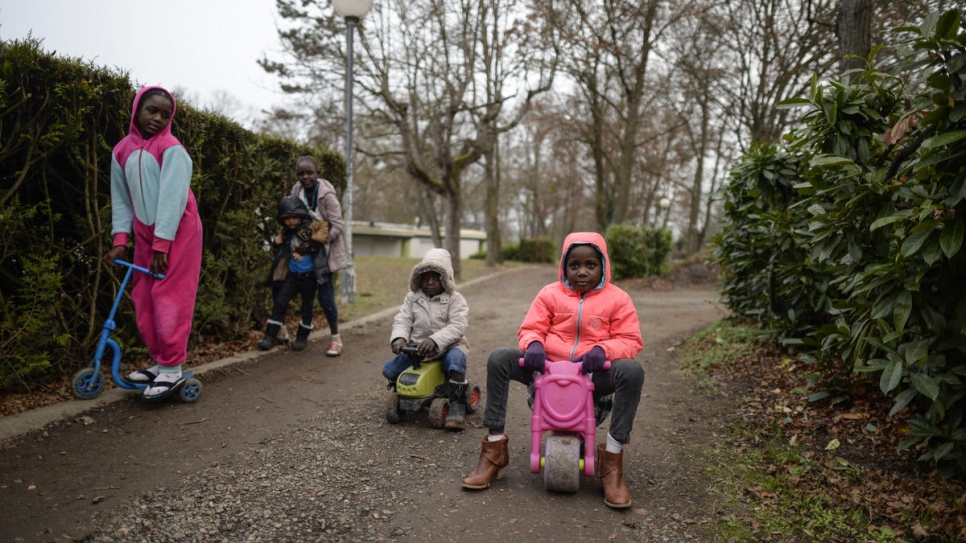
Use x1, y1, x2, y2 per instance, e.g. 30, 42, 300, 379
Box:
389, 248, 470, 359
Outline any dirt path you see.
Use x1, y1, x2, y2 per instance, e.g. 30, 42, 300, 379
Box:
0, 266, 728, 542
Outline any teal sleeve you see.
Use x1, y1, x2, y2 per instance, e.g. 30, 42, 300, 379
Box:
110, 154, 134, 240
153, 146, 193, 245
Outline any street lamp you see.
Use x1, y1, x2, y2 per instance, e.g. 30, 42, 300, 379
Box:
332, 0, 373, 304
658, 196, 671, 229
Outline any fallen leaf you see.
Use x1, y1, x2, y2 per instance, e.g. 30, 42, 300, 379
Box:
833, 412, 867, 422
825, 438, 841, 451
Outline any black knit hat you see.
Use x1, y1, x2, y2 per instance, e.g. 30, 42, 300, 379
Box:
276, 195, 311, 222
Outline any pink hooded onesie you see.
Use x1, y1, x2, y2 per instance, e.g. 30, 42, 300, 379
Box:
110, 86, 203, 368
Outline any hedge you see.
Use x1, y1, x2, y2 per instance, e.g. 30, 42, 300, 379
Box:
0, 38, 344, 390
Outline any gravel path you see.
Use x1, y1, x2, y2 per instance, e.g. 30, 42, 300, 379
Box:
2, 267, 727, 543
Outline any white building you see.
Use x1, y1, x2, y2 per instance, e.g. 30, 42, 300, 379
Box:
350, 221, 487, 260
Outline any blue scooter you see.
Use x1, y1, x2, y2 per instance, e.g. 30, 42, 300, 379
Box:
70, 259, 202, 402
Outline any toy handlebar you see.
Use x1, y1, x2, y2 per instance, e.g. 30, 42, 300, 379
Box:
112, 258, 165, 280
518, 358, 612, 373
400, 341, 424, 366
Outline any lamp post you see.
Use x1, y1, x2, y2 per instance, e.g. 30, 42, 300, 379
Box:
332, 0, 372, 305
658, 196, 671, 229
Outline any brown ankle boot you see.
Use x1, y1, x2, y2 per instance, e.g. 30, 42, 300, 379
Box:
597, 444, 631, 508
461, 435, 509, 489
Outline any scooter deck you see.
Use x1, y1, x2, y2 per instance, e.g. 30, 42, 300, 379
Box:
138, 370, 195, 402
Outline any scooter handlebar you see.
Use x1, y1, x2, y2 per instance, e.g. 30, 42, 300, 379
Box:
112, 258, 165, 280
518, 358, 611, 372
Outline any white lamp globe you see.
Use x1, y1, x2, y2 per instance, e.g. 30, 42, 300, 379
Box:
659, 197, 671, 210
333, 0, 373, 19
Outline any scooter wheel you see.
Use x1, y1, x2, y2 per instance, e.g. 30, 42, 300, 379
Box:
386, 392, 402, 424
465, 383, 482, 414
428, 397, 449, 429
71, 368, 104, 400
544, 435, 581, 493
178, 378, 202, 403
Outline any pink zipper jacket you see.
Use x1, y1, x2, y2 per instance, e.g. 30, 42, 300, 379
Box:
518, 232, 643, 362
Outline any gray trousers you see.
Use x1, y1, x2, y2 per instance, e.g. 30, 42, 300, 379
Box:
481, 347, 645, 444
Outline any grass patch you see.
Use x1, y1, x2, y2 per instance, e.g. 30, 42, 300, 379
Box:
678, 318, 958, 542
708, 422, 900, 542
676, 318, 767, 374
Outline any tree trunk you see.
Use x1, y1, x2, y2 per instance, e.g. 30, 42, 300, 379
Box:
484, 142, 503, 266
836, 0, 872, 78
445, 190, 463, 280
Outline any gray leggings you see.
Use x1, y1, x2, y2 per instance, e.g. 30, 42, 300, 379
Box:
481, 347, 645, 444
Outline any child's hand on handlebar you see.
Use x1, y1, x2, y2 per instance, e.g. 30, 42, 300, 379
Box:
577, 345, 607, 374
416, 338, 437, 357
150, 251, 168, 276
391, 338, 407, 355
103, 245, 127, 264
523, 341, 546, 373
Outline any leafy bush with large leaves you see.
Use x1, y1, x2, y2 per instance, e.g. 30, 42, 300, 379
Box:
713, 9, 966, 479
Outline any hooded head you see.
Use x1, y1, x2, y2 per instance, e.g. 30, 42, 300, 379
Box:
409, 248, 457, 295
558, 232, 609, 292
113, 85, 183, 168
276, 195, 312, 223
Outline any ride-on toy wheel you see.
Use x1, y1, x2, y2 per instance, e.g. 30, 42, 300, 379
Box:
543, 435, 582, 493
385, 392, 402, 424
71, 367, 104, 400
465, 383, 482, 414
428, 397, 449, 428
179, 378, 203, 403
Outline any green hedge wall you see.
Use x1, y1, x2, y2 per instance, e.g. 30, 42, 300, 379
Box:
0, 38, 344, 390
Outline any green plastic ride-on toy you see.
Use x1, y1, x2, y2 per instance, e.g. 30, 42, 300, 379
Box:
385, 342, 482, 428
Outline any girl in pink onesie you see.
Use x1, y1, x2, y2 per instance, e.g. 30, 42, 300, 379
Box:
103, 86, 203, 400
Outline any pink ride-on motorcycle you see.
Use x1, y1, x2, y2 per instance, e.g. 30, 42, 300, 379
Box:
520, 358, 611, 493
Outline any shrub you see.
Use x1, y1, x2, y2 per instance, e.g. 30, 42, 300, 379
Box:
502, 243, 520, 262
605, 223, 673, 280
712, 9, 966, 479
519, 237, 555, 263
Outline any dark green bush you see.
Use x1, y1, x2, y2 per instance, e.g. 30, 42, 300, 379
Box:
519, 237, 556, 263
605, 223, 673, 280
712, 9, 966, 479
0, 38, 344, 390
502, 243, 520, 262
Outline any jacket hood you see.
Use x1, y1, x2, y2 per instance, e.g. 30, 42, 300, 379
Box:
410, 248, 457, 294
277, 195, 312, 221
558, 231, 609, 291
113, 85, 182, 167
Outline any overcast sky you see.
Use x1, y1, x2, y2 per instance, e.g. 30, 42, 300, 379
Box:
0, 0, 290, 126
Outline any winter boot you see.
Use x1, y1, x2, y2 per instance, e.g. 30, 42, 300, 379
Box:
461, 435, 509, 490
257, 323, 281, 351
291, 322, 312, 351
444, 380, 468, 431
596, 444, 632, 508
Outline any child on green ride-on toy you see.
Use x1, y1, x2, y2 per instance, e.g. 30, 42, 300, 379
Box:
382, 249, 470, 431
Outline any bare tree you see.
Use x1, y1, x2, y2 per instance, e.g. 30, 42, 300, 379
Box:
705, 0, 839, 147
265, 0, 551, 277
542, 0, 679, 232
